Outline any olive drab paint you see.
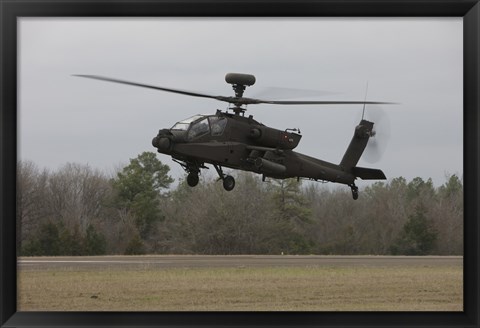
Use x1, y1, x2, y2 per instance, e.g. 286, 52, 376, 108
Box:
76, 73, 392, 199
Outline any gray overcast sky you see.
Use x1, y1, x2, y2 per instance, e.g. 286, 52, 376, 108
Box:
19, 18, 462, 187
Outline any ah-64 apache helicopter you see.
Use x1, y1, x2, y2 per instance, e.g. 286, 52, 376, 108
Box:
75, 73, 393, 200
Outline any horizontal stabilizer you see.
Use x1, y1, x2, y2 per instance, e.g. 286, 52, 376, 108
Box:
352, 166, 386, 180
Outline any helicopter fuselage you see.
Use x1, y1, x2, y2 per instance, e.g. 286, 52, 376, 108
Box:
152, 111, 356, 185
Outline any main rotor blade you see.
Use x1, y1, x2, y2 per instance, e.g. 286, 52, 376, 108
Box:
74, 74, 396, 107
73, 74, 228, 102
251, 99, 396, 105
250, 86, 339, 100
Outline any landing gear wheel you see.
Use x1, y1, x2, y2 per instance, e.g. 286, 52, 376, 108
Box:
223, 175, 235, 191
351, 186, 359, 200
186, 173, 199, 187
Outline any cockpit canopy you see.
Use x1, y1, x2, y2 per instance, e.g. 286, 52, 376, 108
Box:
171, 114, 227, 139
170, 115, 205, 131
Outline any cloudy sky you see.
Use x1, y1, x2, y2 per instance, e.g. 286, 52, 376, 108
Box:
19, 18, 462, 187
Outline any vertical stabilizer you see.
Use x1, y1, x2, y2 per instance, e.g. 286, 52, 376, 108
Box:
340, 120, 374, 170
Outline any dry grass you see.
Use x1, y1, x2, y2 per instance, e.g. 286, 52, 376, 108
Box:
18, 265, 462, 311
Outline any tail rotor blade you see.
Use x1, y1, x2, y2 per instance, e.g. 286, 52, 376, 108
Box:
363, 105, 391, 164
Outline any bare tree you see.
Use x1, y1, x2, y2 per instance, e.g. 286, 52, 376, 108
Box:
46, 163, 111, 233
17, 160, 49, 252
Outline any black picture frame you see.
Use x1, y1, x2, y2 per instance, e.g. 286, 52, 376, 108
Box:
1, 1, 478, 327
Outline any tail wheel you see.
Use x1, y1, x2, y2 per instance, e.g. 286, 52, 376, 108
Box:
223, 175, 235, 191
351, 185, 359, 200
187, 173, 199, 187
352, 189, 359, 200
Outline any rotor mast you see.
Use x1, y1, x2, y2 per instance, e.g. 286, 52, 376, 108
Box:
225, 73, 256, 115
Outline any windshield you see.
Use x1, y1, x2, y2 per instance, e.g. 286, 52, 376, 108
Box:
187, 117, 210, 139
209, 116, 227, 136
171, 115, 205, 131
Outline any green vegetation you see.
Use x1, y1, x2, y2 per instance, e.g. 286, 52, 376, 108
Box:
21, 222, 106, 256
17, 153, 463, 256
112, 151, 173, 239
390, 206, 437, 255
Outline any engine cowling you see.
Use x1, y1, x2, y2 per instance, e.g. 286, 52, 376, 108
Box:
248, 126, 301, 150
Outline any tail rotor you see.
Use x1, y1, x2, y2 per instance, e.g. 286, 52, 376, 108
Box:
363, 105, 391, 163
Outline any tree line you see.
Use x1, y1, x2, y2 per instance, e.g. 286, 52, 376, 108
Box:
17, 152, 463, 256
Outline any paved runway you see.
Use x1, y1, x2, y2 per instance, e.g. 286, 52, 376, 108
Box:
17, 255, 462, 271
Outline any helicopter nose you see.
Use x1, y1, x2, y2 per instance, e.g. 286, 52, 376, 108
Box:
152, 136, 159, 148
152, 136, 171, 151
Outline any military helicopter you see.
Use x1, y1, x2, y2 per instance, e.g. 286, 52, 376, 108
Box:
75, 73, 393, 200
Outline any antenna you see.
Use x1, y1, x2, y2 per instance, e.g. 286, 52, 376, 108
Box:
361, 81, 369, 120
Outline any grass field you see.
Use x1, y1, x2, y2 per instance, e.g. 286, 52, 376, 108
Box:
18, 264, 462, 311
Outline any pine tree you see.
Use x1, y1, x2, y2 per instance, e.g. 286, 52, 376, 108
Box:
112, 152, 173, 239
390, 206, 437, 255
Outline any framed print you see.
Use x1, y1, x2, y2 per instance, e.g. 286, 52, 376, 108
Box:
1, 0, 478, 327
